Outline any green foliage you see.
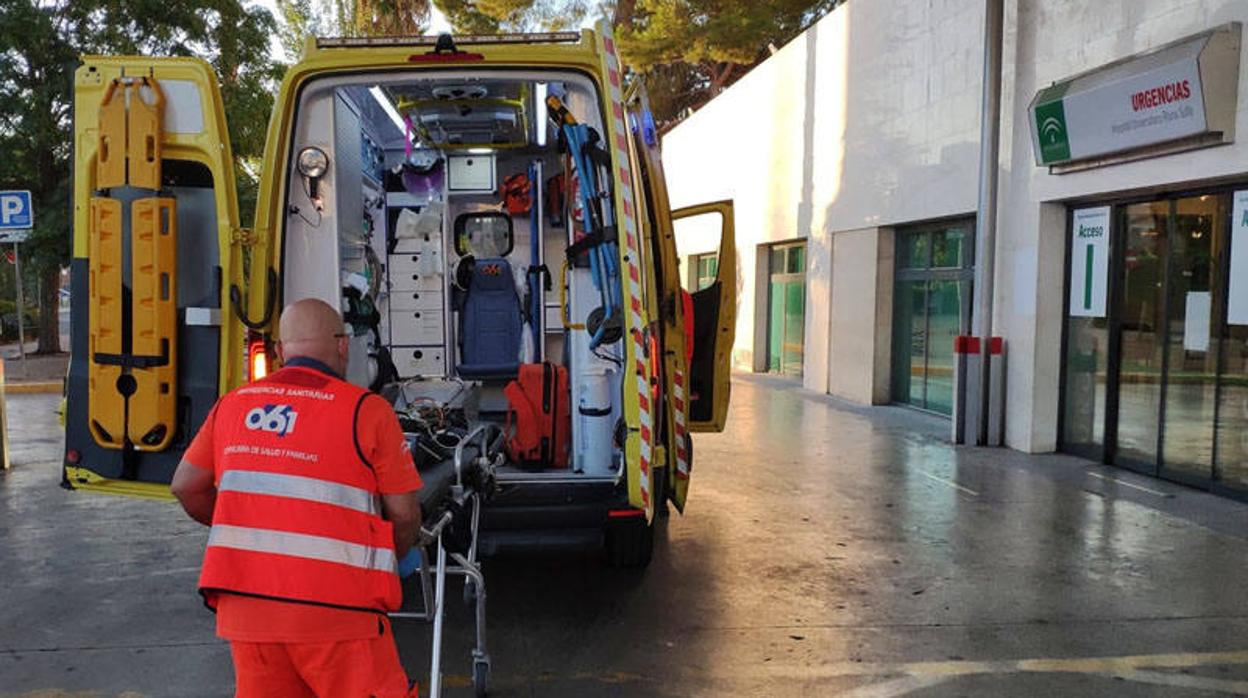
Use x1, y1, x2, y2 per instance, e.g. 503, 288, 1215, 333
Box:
427, 0, 835, 127
434, 0, 589, 33
0, 0, 280, 351
277, 0, 324, 61
617, 0, 837, 69
348, 0, 431, 35
616, 0, 839, 127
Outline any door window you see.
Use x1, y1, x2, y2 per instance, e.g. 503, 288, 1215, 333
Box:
1115, 201, 1167, 466
891, 221, 974, 415
1060, 188, 1248, 499
1161, 195, 1222, 477
765, 242, 806, 377
691, 252, 719, 291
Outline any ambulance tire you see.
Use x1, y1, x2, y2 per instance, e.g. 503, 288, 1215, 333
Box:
605, 514, 654, 568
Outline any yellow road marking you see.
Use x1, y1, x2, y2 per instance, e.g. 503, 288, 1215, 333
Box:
15, 652, 1248, 696
4, 382, 62, 395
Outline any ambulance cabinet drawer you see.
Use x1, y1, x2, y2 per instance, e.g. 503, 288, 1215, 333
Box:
389, 268, 444, 292
389, 289, 444, 312
392, 346, 445, 378
392, 233, 441, 255
388, 252, 443, 277
390, 310, 445, 345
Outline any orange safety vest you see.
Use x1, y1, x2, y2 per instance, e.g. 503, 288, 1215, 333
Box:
198, 366, 402, 614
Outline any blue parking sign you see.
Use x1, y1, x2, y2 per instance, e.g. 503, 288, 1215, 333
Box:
0, 191, 33, 231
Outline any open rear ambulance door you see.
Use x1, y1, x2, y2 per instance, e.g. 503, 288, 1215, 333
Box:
623, 83, 696, 512
64, 57, 243, 497
671, 201, 736, 436
624, 76, 737, 511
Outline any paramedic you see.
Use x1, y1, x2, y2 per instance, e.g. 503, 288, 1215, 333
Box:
171, 298, 423, 698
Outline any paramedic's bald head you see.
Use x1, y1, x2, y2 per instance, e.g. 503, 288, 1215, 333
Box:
276, 298, 349, 376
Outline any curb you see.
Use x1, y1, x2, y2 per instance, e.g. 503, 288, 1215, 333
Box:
5, 382, 62, 395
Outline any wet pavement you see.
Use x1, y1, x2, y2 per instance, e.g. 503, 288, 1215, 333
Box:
2, 375, 1248, 696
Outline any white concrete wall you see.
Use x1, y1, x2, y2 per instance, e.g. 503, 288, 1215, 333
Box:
662, 0, 1248, 453
827, 227, 895, 404
665, 0, 985, 391
998, 0, 1248, 452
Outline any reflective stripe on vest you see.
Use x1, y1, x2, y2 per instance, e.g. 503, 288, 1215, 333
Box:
198, 366, 402, 613
208, 524, 397, 573
219, 470, 381, 516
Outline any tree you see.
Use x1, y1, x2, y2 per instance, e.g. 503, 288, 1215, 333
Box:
278, 0, 431, 54
428, 0, 837, 128
434, 0, 589, 33
344, 0, 431, 35
0, 0, 280, 354
615, 0, 840, 129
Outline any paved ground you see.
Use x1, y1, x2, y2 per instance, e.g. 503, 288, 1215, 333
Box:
2, 375, 1248, 697
0, 353, 67, 384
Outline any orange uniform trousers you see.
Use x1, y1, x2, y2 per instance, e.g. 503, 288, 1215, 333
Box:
229, 617, 418, 698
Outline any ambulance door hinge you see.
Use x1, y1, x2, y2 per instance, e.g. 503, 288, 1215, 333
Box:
230, 227, 262, 247
660, 292, 676, 323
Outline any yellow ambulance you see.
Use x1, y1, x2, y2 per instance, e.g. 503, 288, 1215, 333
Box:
63, 24, 736, 567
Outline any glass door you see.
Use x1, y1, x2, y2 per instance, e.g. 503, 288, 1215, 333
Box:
1112, 201, 1167, 470
891, 221, 975, 415
1063, 188, 1248, 499
1159, 195, 1223, 482
766, 242, 806, 377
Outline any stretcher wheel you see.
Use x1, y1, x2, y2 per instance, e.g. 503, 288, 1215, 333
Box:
473, 659, 490, 697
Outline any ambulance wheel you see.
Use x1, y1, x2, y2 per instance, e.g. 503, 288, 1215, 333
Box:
605, 515, 654, 568
473, 660, 490, 697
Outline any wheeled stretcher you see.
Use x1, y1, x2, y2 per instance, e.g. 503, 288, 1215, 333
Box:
391, 423, 505, 698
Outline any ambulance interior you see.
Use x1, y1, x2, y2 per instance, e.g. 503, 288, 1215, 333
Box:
281, 71, 628, 486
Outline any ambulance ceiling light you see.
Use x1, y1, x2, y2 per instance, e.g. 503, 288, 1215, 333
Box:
535, 82, 547, 146
370, 86, 407, 133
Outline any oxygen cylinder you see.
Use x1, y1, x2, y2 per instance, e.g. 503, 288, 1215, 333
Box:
567, 267, 621, 475
575, 366, 617, 474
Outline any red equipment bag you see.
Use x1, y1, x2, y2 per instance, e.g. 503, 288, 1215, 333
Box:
504, 362, 571, 469
500, 173, 531, 215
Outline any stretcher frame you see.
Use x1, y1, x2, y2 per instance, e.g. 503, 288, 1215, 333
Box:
391, 423, 505, 698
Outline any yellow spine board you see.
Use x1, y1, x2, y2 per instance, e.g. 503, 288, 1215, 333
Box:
96, 81, 126, 190
127, 79, 164, 190
128, 197, 178, 450
88, 75, 177, 451
87, 197, 125, 448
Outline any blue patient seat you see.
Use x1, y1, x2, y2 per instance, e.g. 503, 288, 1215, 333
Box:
457, 258, 523, 379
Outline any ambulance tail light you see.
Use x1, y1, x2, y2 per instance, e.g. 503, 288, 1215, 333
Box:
247, 333, 270, 382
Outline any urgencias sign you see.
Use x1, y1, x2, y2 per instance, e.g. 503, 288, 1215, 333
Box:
1030, 23, 1241, 168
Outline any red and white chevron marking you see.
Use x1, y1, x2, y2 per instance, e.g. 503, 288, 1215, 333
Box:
672, 367, 690, 479
602, 30, 652, 514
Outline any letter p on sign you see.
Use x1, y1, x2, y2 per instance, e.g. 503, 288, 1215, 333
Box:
0, 191, 33, 231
